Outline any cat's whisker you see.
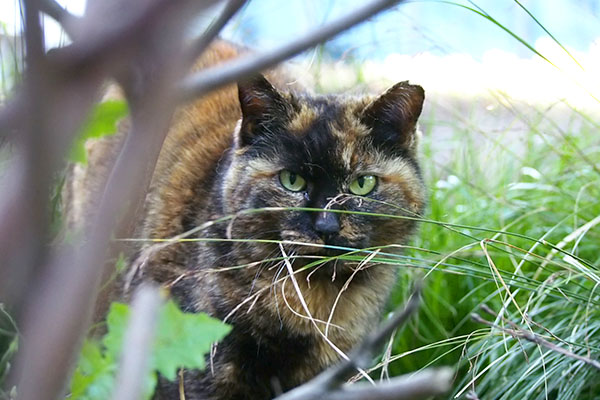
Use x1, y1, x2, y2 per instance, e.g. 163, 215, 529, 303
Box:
225, 214, 237, 239
271, 260, 287, 327
278, 243, 372, 382
325, 249, 381, 338
249, 263, 267, 295
166, 272, 190, 288
331, 258, 338, 282
279, 276, 343, 330
223, 286, 267, 324
324, 193, 353, 210
246, 292, 262, 315
305, 259, 331, 286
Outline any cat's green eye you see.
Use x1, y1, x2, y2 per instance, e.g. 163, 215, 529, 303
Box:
349, 175, 377, 196
279, 170, 307, 192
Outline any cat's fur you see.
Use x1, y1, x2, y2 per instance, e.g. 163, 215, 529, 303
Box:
66, 40, 426, 400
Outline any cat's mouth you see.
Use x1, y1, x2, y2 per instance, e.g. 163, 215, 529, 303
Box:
279, 230, 366, 256
277, 231, 374, 282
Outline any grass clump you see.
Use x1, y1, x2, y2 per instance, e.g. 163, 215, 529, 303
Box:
380, 96, 600, 399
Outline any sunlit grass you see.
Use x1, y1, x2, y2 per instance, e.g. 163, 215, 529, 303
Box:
382, 97, 600, 398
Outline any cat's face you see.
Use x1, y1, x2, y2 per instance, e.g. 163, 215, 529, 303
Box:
219, 75, 426, 275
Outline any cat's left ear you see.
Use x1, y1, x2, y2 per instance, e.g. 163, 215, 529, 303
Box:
237, 74, 289, 147
361, 81, 425, 153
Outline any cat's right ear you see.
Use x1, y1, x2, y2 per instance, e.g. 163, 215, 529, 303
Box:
361, 81, 425, 153
237, 74, 288, 147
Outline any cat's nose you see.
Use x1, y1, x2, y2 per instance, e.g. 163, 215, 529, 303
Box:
314, 211, 340, 236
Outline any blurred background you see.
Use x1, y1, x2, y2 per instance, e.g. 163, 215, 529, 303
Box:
1, 1, 599, 399
3, 0, 600, 103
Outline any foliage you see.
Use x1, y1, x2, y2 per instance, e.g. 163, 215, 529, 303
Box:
368, 4, 600, 399
381, 90, 600, 399
69, 300, 231, 400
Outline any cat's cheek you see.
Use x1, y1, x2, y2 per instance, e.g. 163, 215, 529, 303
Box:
251, 185, 303, 209
338, 217, 370, 246
378, 177, 426, 215
270, 185, 307, 208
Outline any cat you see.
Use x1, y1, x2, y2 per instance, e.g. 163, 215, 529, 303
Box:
65, 40, 426, 400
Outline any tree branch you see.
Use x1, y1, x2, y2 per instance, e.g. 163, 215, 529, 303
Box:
178, 0, 406, 102
274, 285, 454, 400
310, 368, 453, 400
38, 0, 80, 38
112, 285, 162, 400
50, 0, 223, 72
185, 0, 249, 66
12, 2, 214, 399
472, 305, 600, 370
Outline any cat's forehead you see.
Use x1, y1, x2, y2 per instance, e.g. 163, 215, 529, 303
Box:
286, 94, 373, 138
276, 94, 378, 175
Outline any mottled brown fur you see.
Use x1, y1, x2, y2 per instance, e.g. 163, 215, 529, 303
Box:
66, 40, 426, 400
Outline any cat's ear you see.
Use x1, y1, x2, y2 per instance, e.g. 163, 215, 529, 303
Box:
237, 74, 288, 147
361, 81, 425, 152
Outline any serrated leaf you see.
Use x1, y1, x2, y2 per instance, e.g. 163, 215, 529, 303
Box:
69, 340, 115, 400
69, 300, 230, 399
69, 100, 128, 165
102, 302, 130, 357
152, 300, 232, 381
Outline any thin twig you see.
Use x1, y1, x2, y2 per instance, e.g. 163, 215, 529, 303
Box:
276, 283, 454, 400
51, 0, 222, 71
472, 310, 600, 370
286, 368, 453, 400
112, 285, 162, 400
38, 0, 80, 38
280, 285, 421, 395
178, 0, 406, 101
185, 0, 248, 66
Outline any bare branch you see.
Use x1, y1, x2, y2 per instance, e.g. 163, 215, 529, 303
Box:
309, 368, 453, 400
274, 285, 445, 400
185, 0, 249, 66
38, 0, 80, 38
112, 285, 162, 400
12, 2, 212, 398
178, 0, 407, 101
0, 0, 102, 307
50, 0, 223, 72
472, 306, 600, 370
323, 283, 421, 387
14, 63, 181, 400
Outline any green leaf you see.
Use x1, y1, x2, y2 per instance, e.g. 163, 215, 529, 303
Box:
68, 300, 231, 399
69, 100, 128, 165
152, 300, 232, 381
114, 253, 127, 274
102, 302, 130, 357
69, 341, 115, 400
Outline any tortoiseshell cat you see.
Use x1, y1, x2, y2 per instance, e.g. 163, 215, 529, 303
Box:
66, 41, 426, 400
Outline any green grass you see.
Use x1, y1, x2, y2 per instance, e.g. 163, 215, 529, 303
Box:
376, 97, 600, 399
